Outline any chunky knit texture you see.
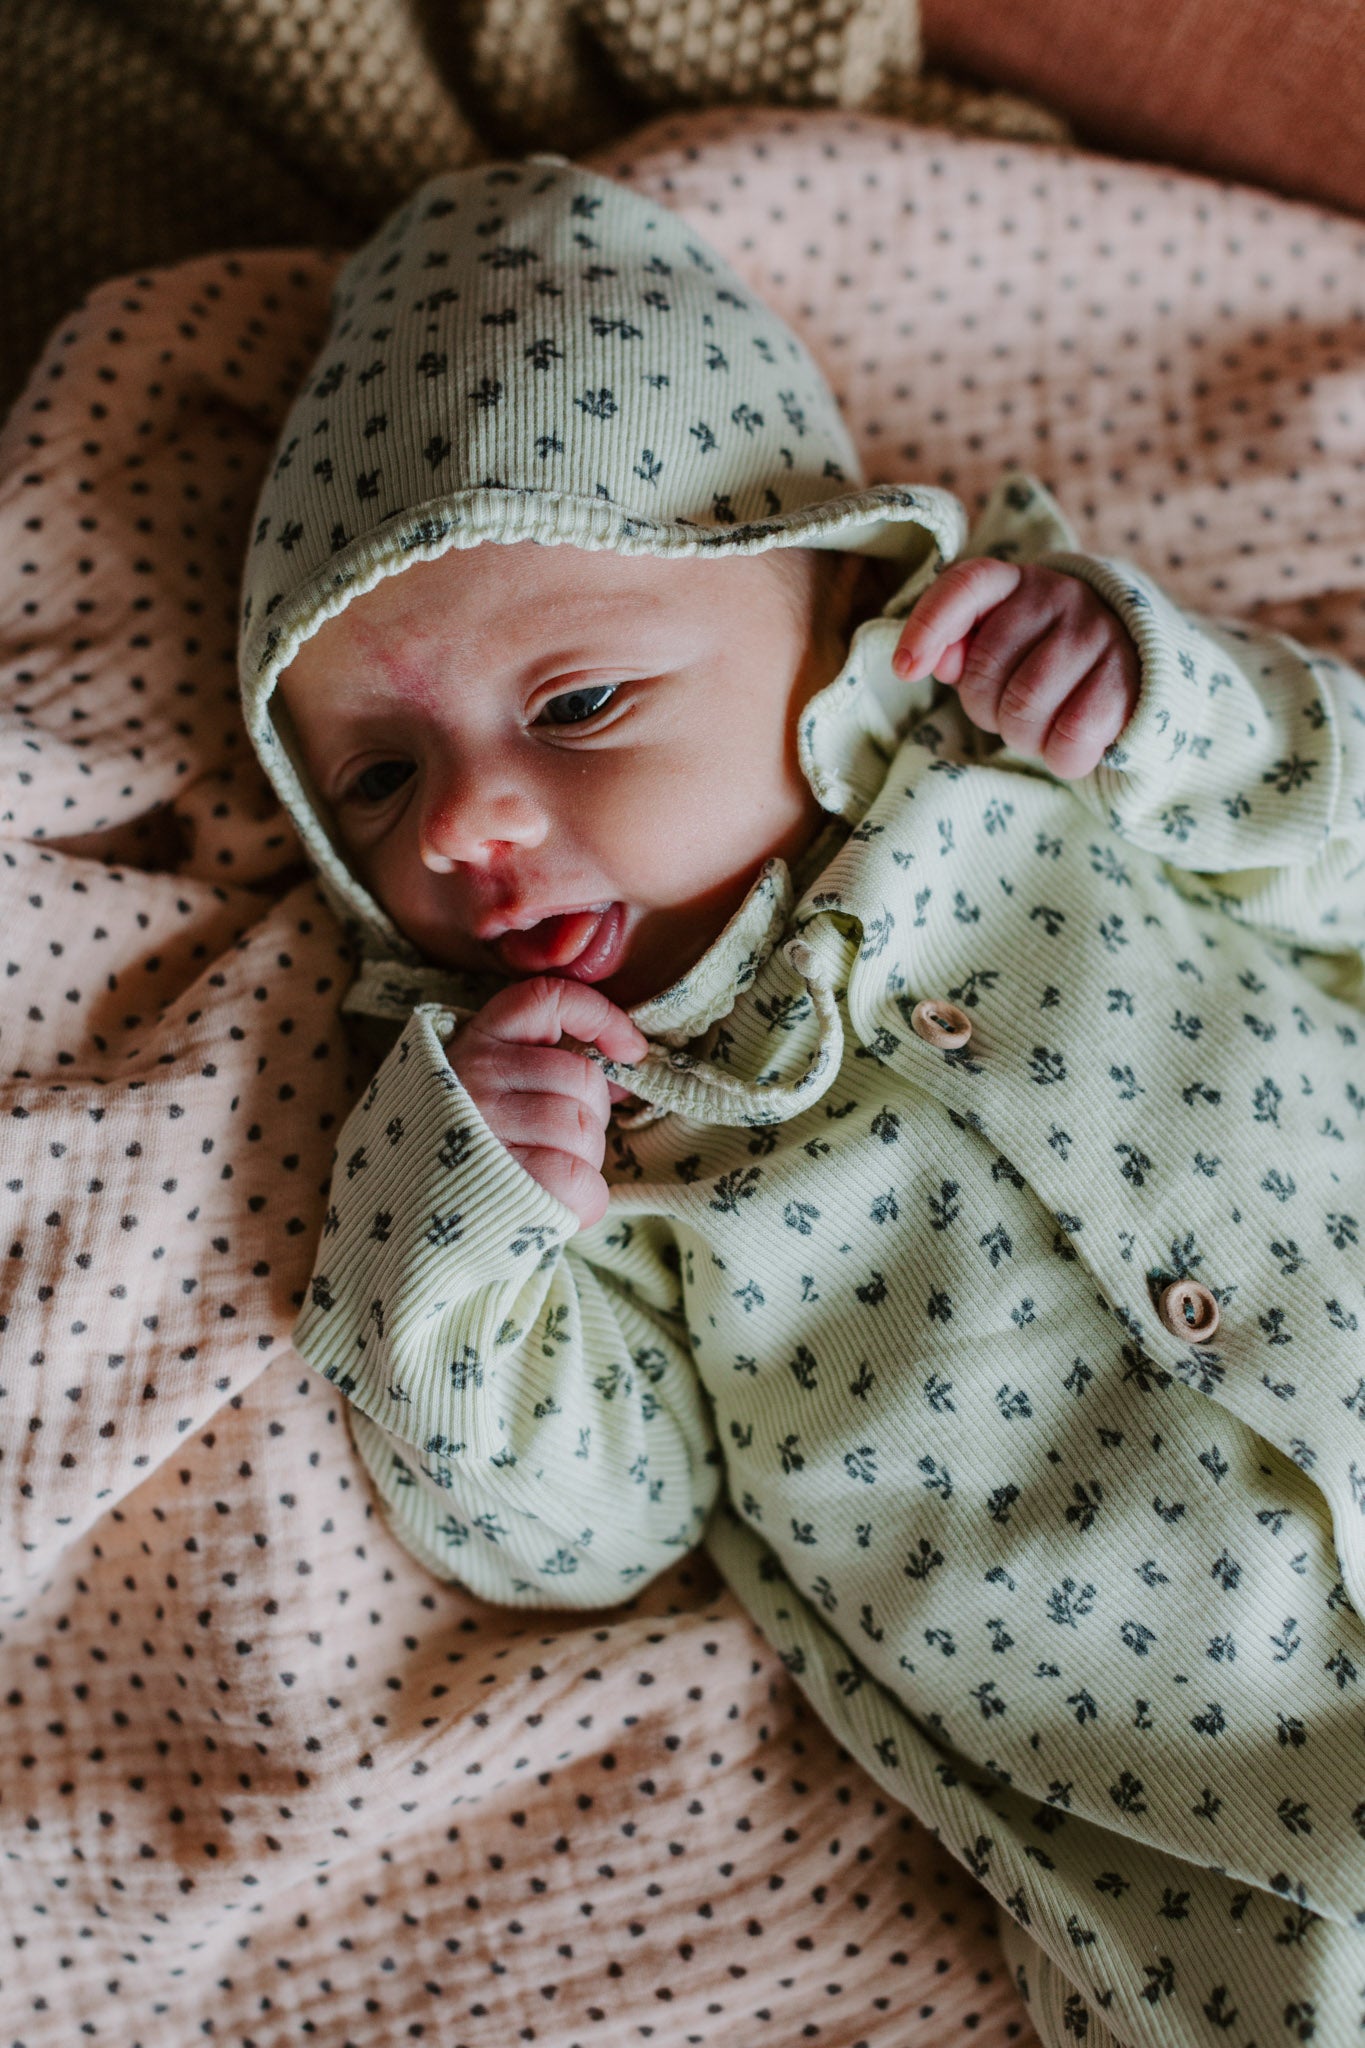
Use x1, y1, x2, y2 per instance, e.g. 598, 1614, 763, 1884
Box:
0, 0, 1070, 421
0, 0, 478, 419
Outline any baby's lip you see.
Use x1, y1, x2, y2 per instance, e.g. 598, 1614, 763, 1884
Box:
471, 899, 606, 942
493, 903, 626, 980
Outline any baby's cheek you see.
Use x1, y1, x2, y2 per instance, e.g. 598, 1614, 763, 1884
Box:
349, 835, 406, 919
364, 839, 476, 968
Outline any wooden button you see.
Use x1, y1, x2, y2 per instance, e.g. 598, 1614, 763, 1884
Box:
1156, 1279, 1220, 1344
910, 999, 972, 1050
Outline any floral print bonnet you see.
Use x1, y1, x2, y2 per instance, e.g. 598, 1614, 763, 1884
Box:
237, 156, 957, 956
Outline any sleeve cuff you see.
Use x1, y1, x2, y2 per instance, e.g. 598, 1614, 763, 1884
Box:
294, 1002, 578, 1453
1038, 549, 1337, 861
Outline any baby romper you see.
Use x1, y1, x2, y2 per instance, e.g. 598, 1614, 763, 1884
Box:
295, 475, 1365, 2047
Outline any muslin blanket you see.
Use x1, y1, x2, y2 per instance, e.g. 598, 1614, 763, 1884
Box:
4, 104, 1365, 2045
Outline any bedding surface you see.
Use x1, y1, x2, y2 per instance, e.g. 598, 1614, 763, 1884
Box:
4, 102, 1365, 2044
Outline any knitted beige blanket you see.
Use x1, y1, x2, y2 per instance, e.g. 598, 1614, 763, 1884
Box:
0, 0, 1063, 420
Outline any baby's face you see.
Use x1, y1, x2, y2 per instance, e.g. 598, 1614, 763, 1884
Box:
277, 541, 857, 1007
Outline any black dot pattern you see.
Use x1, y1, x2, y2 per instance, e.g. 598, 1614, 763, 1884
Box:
8, 97, 1364, 2043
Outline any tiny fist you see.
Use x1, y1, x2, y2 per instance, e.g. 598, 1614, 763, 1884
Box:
446, 976, 651, 1232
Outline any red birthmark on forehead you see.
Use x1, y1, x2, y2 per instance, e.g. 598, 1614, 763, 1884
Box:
342, 600, 448, 713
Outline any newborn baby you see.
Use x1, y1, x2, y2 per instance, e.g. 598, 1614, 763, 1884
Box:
280, 536, 1137, 1227
240, 158, 1365, 2048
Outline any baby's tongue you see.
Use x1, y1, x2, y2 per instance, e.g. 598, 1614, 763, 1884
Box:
497, 909, 605, 974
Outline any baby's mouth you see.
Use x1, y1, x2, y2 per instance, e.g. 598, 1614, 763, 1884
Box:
494, 903, 627, 982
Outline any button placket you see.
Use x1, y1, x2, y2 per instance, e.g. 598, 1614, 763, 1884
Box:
909, 999, 973, 1050
1155, 1278, 1221, 1344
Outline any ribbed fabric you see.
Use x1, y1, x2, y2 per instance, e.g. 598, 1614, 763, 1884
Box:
292, 470, 1365, 2047
304, 1004, 716, 1600
997, 1916, 1134, 2048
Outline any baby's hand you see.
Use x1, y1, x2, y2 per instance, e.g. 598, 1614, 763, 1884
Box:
892, 559, 1141, 779
448, 977, 648, 1230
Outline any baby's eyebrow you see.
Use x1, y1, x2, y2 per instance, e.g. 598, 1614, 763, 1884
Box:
528, 648, 640, 683
519, 618, 678, 686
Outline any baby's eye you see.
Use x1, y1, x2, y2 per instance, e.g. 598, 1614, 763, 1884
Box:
351, 759, 415, 804
539, 683, 620, 726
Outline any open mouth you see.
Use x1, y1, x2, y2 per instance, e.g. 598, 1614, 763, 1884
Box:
494, 902, 627, 983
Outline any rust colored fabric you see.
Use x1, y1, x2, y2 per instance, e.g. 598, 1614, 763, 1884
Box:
921, 0, 1365, 218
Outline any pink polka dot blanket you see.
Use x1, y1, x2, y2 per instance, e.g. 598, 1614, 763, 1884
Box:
3, 103, 1364, 2047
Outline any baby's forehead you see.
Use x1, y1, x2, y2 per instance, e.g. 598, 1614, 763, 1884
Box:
281, 544, 826, 723
353, 537, 809, 635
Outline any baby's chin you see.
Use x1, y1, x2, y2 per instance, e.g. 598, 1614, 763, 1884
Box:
593, 958, 661, 1012
565, 869, 787, 1011
594, 900, 739, 1013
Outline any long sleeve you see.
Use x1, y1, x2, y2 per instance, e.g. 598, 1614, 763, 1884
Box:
1040, 547, 1365, 983
293, 1004, 720, 1605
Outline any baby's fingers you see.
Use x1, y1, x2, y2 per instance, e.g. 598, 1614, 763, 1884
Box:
472, 975, 648, 1066
491, 1088, 608, 1173
1042, 655, 1140, 780
926, 636, 971, 687
893, 558, 1023, 682
509, 1144, 610, 1229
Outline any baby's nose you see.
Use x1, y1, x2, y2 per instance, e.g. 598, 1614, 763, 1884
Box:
419, 777, 548, 872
